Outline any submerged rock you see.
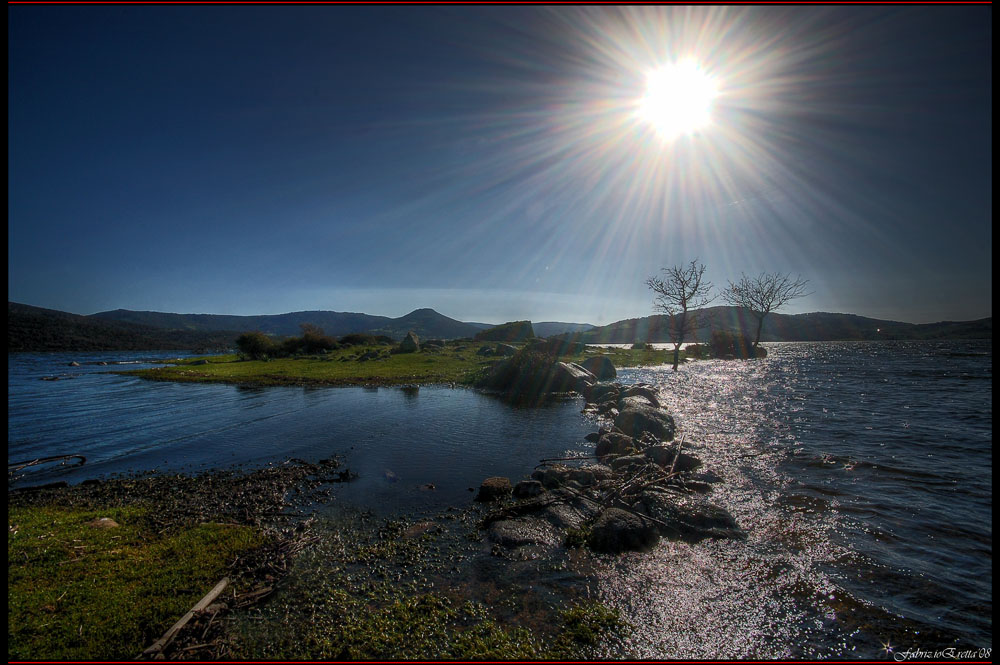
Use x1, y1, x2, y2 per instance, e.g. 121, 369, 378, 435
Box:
487, 517, 563, 548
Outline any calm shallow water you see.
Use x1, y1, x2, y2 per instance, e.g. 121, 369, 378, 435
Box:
7, 351, 594, 511
7, 342, 992, 658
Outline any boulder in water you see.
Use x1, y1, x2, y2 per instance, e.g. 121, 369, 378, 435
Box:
476, 476, 512, 502
614, 405, 676, 441
580, 355, 617, 380
588, 508, 660, 553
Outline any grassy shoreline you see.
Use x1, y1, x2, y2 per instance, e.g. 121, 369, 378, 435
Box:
8, 461, 627, 660
119, 341, 678, 388
11, 341, 670, 659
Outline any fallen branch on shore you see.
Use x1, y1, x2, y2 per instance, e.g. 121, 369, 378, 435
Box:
140, 577, 229, 659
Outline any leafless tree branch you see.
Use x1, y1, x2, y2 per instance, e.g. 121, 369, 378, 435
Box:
645, 260, 716, 370
722, 272, 811, 354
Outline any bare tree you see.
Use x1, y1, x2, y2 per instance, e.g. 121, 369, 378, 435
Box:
722, 272, 810, 357
646, 260, 716, 371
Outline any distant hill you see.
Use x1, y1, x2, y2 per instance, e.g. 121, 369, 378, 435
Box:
11, 301, 990, 353
8, 302, 241, 352
532, 322, 595, 338
574, 306, 992, 343
90, 308, 394, 338
362, 308, 482, 341
91, 306, 482, 341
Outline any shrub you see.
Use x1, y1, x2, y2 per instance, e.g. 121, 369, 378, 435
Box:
299, 324, 337, 354
708, 330, 764, 359
684, 343, 708, 359
235, 331, 279, 360
339, 333, 391, 347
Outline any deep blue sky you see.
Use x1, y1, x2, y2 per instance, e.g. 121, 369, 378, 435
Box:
9, 5, 991, 325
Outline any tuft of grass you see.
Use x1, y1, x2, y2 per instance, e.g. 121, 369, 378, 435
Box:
8, 505, 264, 661
555, 600, 628, 649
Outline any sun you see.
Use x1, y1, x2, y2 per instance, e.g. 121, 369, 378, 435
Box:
637, 59, 719, 139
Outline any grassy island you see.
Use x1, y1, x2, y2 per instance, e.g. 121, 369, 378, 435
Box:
121, 340, 679, 388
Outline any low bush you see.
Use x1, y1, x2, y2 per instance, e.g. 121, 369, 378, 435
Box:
708, 330, 764, 359
236, 331, 279, 360
339, 333, 392, 347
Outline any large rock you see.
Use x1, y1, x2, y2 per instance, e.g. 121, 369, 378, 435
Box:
614, 405, 676, 441
610, 455, 647, 472
644, 445, 702, 472
495, 343, 518, 356
583, 382, 620, 403
540, 490, 602, 530
633, 490, 744, 542
478, 353, 595, 400
399, 331, 420, 353
551, 362, 596, 392
588, 508, 660, 553
621, 385, 661, 408
531, 465, 596, 489
580, 356, 617, 380
475, 476, 512, 502
594, 432, 638, 458
513, 479, 545, 498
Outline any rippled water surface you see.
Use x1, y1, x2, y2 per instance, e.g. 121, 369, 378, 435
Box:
7, 342, 992, 658
608, 340, 991, 658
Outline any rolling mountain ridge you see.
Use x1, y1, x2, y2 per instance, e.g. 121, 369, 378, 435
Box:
9, 301, 990, 353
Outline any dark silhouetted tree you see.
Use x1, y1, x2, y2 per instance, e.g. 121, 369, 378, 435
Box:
235, 331, 278, 360
298, 323, 336, 354
646, 260, 716, 371
722, 272, 810, 357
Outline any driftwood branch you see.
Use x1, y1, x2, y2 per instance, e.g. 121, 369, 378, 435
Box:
139, 577, 229, 659
668, 434, 686, 475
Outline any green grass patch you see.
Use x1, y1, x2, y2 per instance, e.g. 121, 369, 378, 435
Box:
124, 343, 680, 388
8, 505, 264, 661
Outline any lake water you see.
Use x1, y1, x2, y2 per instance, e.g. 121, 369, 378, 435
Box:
7, 341, 992, 658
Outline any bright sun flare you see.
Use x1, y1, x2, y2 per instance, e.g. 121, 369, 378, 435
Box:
638, 59, 719, 139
